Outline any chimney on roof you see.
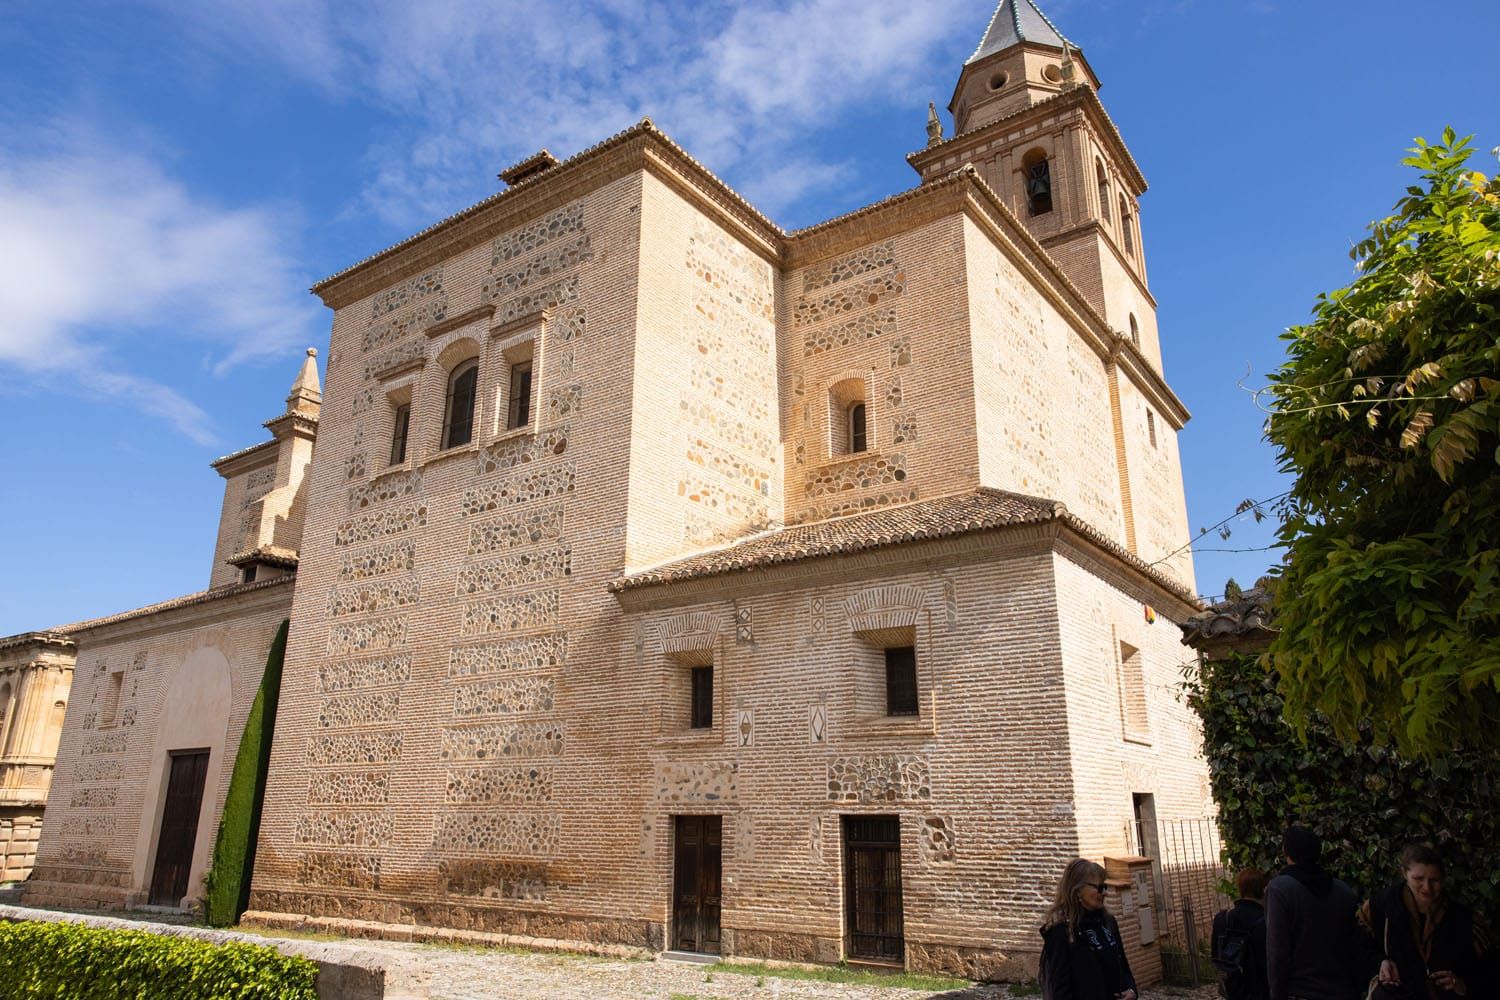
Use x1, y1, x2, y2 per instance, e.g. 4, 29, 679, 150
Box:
498, 150, 561, 188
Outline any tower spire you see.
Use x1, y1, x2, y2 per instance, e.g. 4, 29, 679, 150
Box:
285, 347, 322, 418
968, 0, 1073, 65
926, 102, 944, 148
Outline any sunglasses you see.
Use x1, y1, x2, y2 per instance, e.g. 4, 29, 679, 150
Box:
1083, 882, 1108, 893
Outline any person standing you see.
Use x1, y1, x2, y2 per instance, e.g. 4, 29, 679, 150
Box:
1361, 844, 1487, 1000
1213, 867, 1271, 1000
1040, 858, 1138, 1000
1265, 826, 1361, 1000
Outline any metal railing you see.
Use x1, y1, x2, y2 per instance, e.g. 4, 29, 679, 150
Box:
1127, 816, 1231, 984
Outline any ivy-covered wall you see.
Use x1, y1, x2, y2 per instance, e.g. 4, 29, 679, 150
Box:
1183, 648, 1498, 915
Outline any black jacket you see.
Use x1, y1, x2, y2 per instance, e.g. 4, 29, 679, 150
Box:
1362, 883, 1486, 1000
1214, 898, 1270, 1000
1266, 863, 1361, 1000
1041, 910, 1138, 1000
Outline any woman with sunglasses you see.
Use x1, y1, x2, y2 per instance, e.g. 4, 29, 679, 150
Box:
1040, 858, 1138, 1000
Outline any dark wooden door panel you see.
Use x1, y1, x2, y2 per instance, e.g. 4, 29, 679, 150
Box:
673, 815, 722, 954
149, 750, 209, 907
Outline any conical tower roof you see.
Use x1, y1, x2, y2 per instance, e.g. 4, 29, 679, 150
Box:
967, 0, 1073, 64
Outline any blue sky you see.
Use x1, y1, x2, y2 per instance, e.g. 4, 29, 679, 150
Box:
1, 0, 1496, 635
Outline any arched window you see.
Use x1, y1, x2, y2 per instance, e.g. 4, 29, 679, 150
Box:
1022, 149, 1053, 216
848, 402, 868, 454
1129, 313, 1139, 346
441, 358, 479, 450
1120, 197, 1135, 257
1096, 161, 1111, 225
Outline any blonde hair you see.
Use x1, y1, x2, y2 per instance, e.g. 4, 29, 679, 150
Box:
1042, 858, 1108, 941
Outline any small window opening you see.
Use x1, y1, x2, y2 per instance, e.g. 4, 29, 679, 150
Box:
988, 72, 1008, 91
506, 361, 534, 430
848, 402, 867, 454
1022, 151, 1053, 216
1119, 640, 1148, 737
241, 565, 257, 584
1121, 197, 1135, 257
1096, 161, 1111, 226
690, 665, 714, 729
1128, 314, 1139, 346
884, 646, 918, 717
1147, 410, 1157, 449
101, 671, 124, 728
442, 358, 479, 450
389, 403, 411, 465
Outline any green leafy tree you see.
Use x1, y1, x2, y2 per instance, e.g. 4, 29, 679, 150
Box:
1266, 129, 1500, 755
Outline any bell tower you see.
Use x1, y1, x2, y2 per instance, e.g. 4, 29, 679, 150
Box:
909, 0, 1164, 370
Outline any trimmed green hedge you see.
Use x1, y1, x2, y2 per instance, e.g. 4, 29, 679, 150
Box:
204, 618, 289, 927
0, 920, 318, 998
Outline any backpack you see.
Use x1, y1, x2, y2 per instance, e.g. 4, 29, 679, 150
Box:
1211, 907, 1256, 1000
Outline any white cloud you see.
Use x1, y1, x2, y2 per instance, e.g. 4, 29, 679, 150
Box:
144, 0, 991, 228
0, 130, 322, 443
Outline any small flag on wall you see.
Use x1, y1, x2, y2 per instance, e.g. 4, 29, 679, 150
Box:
1143, 605, 1157, 624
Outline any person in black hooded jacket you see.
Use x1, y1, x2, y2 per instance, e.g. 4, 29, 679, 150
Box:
1040, 858, 1138, 1000
1265, 826, 1361, 1000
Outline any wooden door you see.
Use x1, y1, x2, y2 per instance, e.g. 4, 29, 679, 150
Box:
843, 814, 904, 963
672, 815, 722, 954
149, 750, 210, 906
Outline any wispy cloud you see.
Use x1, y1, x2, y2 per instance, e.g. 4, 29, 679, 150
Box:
146, 0, 990, 229
0, 127, 322, 443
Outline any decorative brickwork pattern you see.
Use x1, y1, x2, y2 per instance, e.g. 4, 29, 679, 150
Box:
438, 722, 564, 760
363, 338, 427, 380
362, 298, 447, 353
803, 309, 898, 357
892, 412, 919, 444
684, 437, 774, 497
317, 690, 401, 729
348, 471, 421, 512
793, 272, 905, 327
547, 383, 583, 421
439, 859, 547, 901
293, 811, 395, 848
490, 275, 578, 319
679, 476, 769, 524
317, 654, 412, 693
75, 759, 122, 782
60, 816, 118, 839
337, 541, 416, 582
845, 584, 927, 630
370, 268, 443, 319
802, 241, 896, 292
467, 505, 566, 555
432, 811, 560, 856
890, 335, 911, 367
351, 387, 375, 416
82, 733, 126, 755
334, 504, 428, 546
458, 592, 561, 638
804, 454, 908, 498
460, 466, 575, 516
452, 676, 556, 717
490, 203, 584, 264
444, 766, 553, 805
690, 289, 772, 361
477, 428, 570, 476
679, 400, 776, 458
68, 787, 118, 808
297, 852, 381, 890
307, 731, 403, 765
455, 545, 571, 595
688, 364, 772, 424
656, 762, 737, 803
482, 235, 592, 300
686, 229, 773, 320
807, 487, 919, 522
344, 452, 367, 481
448, 634, 567, 678
326, 576, 420, 618
552, 304, 587, 342
651, 612, 719, 656
326, 615, 407, 656
919, 816, 958, 863
307, 771, 391, 805
826, 754, 932, 802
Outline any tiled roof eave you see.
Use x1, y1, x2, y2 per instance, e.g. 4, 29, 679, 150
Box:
51, 575, 295, 635
0, 631, 76, 654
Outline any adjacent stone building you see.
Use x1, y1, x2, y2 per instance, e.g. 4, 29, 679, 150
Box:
23, 0, 1214, 979
0, 632, 74, 882
18, 354, 320, 910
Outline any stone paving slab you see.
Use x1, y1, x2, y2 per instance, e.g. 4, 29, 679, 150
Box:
0, 903, 1222, 1000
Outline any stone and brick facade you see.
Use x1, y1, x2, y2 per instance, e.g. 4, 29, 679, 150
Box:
20, 0, 1214, 980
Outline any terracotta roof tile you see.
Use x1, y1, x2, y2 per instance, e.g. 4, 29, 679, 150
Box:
50, 575, 295, 635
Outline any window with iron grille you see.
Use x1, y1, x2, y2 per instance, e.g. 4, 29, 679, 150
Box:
389, 403, 411, 464
441, 359, 478, 450
843, 814, 904, 962
506, 361, 533, 431
690, 665, 713, 729
884, 646, 918, 717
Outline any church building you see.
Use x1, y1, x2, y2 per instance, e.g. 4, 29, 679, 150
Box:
19, 1, 1212, 980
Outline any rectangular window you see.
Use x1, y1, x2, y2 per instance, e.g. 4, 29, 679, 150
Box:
848, 402, 867, 453
1119, 640, 1149, 739
389, 403, 410, 464
690, 666, 713, 729
507, 361, 534, 430
1146, 410, 1157, 449
884, 646, 917, 717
